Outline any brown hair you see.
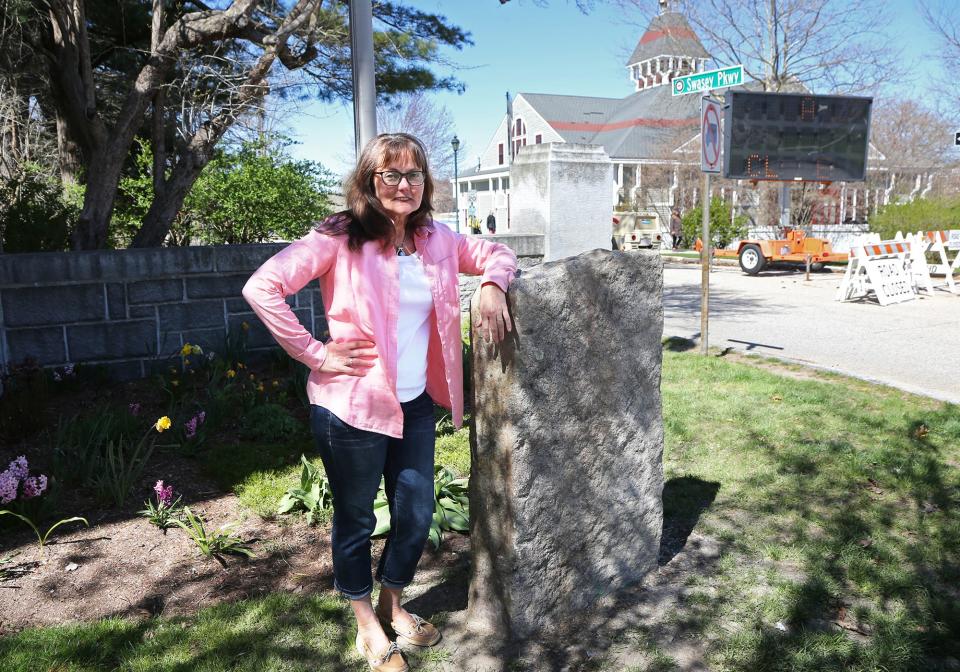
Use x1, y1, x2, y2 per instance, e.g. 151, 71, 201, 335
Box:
320, 133, 435, 252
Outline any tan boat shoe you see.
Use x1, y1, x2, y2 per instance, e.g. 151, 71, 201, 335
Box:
377, 612, 442, 647
355, 632, 408, 672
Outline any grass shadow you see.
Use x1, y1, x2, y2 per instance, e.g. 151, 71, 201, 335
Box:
659, 476, 720, 566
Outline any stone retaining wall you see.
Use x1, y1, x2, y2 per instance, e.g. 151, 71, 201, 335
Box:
0, 235, 544, 379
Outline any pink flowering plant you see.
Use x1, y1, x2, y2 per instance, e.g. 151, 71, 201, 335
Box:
139, 479, 184, 532
0, 455, 88, 557
178, 410, 208, 451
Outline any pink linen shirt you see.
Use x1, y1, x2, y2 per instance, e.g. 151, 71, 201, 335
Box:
242, 218, 517, 438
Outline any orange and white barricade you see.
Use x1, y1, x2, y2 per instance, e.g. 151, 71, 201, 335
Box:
894, 231, 935, 296
918, 230, 959, 294
836, 238, 915, 306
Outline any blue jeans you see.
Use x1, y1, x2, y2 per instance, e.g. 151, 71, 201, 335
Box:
310, 392, 436, 600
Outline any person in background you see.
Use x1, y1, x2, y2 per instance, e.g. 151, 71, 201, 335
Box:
243, 133, 517, 672
670, 206, 683, 250
486, 212, 496, 235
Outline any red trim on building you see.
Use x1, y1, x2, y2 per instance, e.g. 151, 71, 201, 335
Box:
639, 27, 698, 45
548, 117, 696, 132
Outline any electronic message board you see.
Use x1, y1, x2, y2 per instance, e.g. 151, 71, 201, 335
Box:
723, 91, 872, 182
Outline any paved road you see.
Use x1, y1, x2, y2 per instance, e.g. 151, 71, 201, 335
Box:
662, 262, 960, 404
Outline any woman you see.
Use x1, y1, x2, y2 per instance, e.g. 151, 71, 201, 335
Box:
242, 133, 517, 671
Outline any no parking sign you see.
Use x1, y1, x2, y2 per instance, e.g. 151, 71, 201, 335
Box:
701, 97, 722, 173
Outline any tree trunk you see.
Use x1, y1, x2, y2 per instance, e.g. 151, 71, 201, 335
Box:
151, 0, 166, 196
131, 155, 207, 247
72, 145, 126, 249
55, 112, 84, 185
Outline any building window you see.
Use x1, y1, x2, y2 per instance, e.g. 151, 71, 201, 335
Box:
535, 134, 542, 144
501, 177, 509, 189
498, 143, 504, 165
513, 117, 527, 155
460, 183, 468, 194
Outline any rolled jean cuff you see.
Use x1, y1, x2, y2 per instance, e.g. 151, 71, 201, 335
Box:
376, 573, 411, 591
335, 579, 373, 601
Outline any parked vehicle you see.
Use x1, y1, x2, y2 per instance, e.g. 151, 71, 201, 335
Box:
613, 211, 663, 251
696, 228, 847, 274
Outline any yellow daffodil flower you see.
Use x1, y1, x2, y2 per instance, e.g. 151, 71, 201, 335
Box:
155, 416, 172, 432
241, 322, 250, 331
191, 345, 202, 355
257, 383, 265, 392
180, 344, 192, 357
272, 380, 279, 388
226, 369, 236, 378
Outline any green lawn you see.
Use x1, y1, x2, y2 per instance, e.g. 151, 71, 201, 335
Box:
2, 350, 958, 671
659, 349, 960, 671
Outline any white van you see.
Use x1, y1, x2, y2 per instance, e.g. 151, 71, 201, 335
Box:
612, 212, 662, 251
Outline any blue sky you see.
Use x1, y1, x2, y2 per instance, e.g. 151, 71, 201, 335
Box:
284, 0, 944, 177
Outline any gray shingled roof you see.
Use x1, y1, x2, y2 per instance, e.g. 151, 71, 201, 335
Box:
517, 86, 701, 160
456, 164, 509, 179
626, 11, 709, 66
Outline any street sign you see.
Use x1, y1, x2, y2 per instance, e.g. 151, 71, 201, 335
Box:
701, 97, 722, 173
955, 131, 960, 146
672, 65, 743, 97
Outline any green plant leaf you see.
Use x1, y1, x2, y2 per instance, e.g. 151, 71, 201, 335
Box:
277, 494, 298, 514
428, 523, 442, 550
373, 500, 391, 536
40, 516, 89, 546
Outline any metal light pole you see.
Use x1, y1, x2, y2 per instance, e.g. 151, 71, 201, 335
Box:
349, 0, 377, 156
451, 135, 460, 233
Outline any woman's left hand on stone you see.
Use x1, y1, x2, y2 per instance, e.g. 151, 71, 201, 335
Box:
476, 283, 512, 344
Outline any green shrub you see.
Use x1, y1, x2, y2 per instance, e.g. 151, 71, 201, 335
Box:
239, 404, 304, 442
0, 164, 79, 252
681, 196, 749, 249
869, 197, 960, 240
114, 137, 335, 246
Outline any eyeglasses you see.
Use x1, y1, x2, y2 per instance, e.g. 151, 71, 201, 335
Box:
375, 170, 425, 186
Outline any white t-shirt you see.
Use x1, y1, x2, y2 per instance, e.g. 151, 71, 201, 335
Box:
396, 253, 434, 402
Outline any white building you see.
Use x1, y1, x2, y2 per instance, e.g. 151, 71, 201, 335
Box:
453, 4, 710, 231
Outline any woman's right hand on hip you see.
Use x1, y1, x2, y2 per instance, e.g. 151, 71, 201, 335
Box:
319, 340, 378, 376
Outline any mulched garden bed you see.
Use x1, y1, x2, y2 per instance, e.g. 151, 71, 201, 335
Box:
0, 357, 470, 637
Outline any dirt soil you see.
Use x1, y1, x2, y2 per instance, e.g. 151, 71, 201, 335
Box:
0, 367, 469, 637
0, 485, 469, 636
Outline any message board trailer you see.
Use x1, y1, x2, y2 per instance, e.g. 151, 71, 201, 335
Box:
723, 92, 873, 183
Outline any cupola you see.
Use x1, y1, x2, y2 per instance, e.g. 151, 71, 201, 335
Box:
626, 0, 710, 91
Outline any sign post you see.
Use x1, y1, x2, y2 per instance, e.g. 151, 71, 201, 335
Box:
700, 96, 722, 356
675, 65, 740, 356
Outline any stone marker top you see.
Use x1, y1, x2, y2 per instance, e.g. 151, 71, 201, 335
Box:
512, 142, 614, 165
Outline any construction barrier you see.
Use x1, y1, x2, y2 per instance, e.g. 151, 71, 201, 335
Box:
917, 230, 959, 295
894, 231, 935, 296
836, 239, 915, 306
